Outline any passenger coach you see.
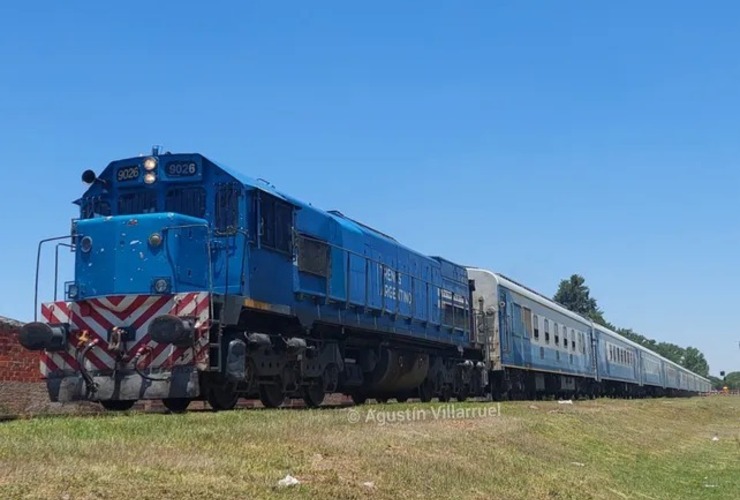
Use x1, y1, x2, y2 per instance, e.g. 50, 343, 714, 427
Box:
467, 269, 711, 398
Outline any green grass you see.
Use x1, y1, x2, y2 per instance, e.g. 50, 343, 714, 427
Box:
0, 397, 738, 499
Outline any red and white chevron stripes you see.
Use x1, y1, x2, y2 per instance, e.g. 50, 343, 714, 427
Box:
39, 292, 210, 377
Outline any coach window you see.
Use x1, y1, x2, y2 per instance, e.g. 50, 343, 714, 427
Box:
571, 329, 576, 351
562, 326, 567, 349
522, 307, 533, 338
554, 322, 559, 345
544, 319, 550, 343
533, 314, 540, 340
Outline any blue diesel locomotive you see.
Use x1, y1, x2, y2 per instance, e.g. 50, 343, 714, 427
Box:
19, 149, 710, 411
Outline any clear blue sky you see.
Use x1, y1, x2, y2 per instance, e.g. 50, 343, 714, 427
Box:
1, 1, 738, 376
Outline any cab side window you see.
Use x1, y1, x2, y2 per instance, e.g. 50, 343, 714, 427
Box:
259, 193, 293, 254
215, 183, 241, 234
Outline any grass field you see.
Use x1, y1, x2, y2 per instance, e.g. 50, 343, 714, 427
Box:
0, 397, 738, 499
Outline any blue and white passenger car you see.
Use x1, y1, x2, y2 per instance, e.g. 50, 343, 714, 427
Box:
468, 268, 711, 398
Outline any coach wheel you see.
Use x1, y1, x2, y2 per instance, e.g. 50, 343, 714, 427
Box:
100, 400, 135, 411
396, 395, 409, 403
376, 397, 389, 404
351, 393, 367, 405
163, 398, 191, 414
207, 383, 239, 411
418, 380, 434, 403
259, 383, 285, 408
302, 380, 324, 408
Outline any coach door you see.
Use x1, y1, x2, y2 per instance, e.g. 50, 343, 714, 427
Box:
499, 290, 511, 356
589, 329, 599, 381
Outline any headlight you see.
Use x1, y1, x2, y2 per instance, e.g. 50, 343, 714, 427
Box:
144, 172, 157, 184
144, 157, 158, 171
79, 236, 93, 253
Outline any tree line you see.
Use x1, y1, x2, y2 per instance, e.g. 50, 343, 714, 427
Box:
553, 274, 712, 379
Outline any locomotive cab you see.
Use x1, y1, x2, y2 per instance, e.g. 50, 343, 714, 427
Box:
20, 150, 247, 411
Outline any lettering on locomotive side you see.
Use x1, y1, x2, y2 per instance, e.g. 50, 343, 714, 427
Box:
381, 268, 413, 305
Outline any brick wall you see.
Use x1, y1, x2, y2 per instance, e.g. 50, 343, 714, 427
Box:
0, 317, 39, 383
0, 316, 54, 417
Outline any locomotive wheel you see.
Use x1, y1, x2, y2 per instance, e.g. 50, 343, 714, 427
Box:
302, 380, 325, 408
259, 384, 285, 408
101, 400, 135, 411
376, 397, 389, 404
163, 398, 191, 414
207, 384, 239, 411
351, 393, 367, 405
418, 380, 434, 403
438, 386, 452, 403
456, 386, 469, 402
396, 395, 409, 403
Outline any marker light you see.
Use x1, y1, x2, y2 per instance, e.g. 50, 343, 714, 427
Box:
148, 232, 163, 247
144, 172, 157, 184
79, 236, 93, 253
67, 284, 79, 299
153, 278, 170, 294
144, 157, 158, 171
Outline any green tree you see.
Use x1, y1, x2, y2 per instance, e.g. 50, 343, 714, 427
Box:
553, 275, 611, 327
653, 342, 685, 365
681, 347, 709, 378
723, 371, 740, 389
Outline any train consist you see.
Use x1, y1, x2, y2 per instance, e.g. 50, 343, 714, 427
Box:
19, 150, 710, 411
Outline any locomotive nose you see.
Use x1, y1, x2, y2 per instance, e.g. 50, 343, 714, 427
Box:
19, 322, 68, 351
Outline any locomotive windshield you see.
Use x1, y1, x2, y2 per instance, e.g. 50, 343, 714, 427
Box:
79, 187, 208, 219
118, 191, 157, 215
165, 187, 207, 218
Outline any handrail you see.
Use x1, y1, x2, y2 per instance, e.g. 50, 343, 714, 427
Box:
53, 243, 74, 301
34, 235, 73, 321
